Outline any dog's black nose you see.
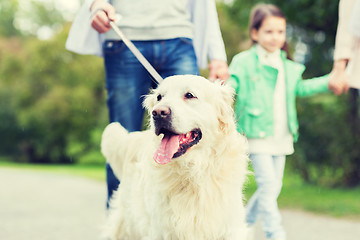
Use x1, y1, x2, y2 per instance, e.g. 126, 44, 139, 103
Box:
152, 106, 171, 119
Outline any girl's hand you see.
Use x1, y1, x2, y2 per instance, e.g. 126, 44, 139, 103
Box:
90, 0, 116, 33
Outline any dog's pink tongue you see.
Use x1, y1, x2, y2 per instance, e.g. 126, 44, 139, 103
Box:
154, 135, 180, 165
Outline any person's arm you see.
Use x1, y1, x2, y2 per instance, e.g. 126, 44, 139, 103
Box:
190, 0, 229, 81
329, 0, 355, 94
206, 0, 229, 81
296, 74, 330, 97
333, 0, 355, 63
65, 0, 106, 56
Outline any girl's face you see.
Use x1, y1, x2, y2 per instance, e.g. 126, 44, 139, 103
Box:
251, 16, 286, 53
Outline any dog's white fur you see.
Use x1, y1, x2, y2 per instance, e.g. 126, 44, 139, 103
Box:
101, 75, 248, 240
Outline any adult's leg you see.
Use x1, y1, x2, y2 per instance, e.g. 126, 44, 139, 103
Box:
103, 40, 153, 207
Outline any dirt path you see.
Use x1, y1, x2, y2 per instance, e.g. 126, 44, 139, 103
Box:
254, 209, 360, 240
1, 167, 359, 240
0, 168, 106, 240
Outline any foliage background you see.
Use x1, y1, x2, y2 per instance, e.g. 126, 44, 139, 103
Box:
0, 0, 359, 187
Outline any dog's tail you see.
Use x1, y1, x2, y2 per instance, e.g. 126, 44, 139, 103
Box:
101, 122, 128, 178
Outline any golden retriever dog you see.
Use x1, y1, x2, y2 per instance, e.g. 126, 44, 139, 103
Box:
101, 75, 248, 240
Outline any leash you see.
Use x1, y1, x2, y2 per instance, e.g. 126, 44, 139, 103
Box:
109, 17, 163, 85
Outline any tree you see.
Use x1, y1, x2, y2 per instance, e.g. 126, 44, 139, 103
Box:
0, 0, 20, 36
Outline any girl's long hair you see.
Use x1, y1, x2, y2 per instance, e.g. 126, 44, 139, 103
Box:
249, 3, 292, 60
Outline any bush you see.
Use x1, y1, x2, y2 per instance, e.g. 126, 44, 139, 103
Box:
0, 27, 108, 164
288, 91, 360, 187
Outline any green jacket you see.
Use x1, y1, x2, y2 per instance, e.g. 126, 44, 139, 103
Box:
227, 46, 330, 142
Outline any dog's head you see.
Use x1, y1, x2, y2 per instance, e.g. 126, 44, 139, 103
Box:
143, 75, 236, 165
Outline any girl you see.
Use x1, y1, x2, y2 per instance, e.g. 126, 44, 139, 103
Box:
226, 3, 334, 240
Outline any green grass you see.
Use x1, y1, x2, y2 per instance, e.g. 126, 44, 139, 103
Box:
1, 160, 360, 220
0, 160, 105, 181
244, 170, 360, 220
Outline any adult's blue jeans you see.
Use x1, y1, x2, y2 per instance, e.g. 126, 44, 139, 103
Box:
103, 38, 199, 207
246, 154, 286, 240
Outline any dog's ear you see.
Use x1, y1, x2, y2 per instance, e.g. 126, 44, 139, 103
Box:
214, 82, 236, 134
218, 81, 235, 106
143, 89, 156, 113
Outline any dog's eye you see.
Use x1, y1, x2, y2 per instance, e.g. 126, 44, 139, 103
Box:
184, 92, 196, 99
157, 94, 162, 101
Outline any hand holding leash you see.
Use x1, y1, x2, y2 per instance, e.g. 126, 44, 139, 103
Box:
90, 1, 116, 33
89, 2, 164, 84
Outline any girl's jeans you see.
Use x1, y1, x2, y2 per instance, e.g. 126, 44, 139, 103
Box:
246, 154, 287, 240
103, 38, 199, 207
